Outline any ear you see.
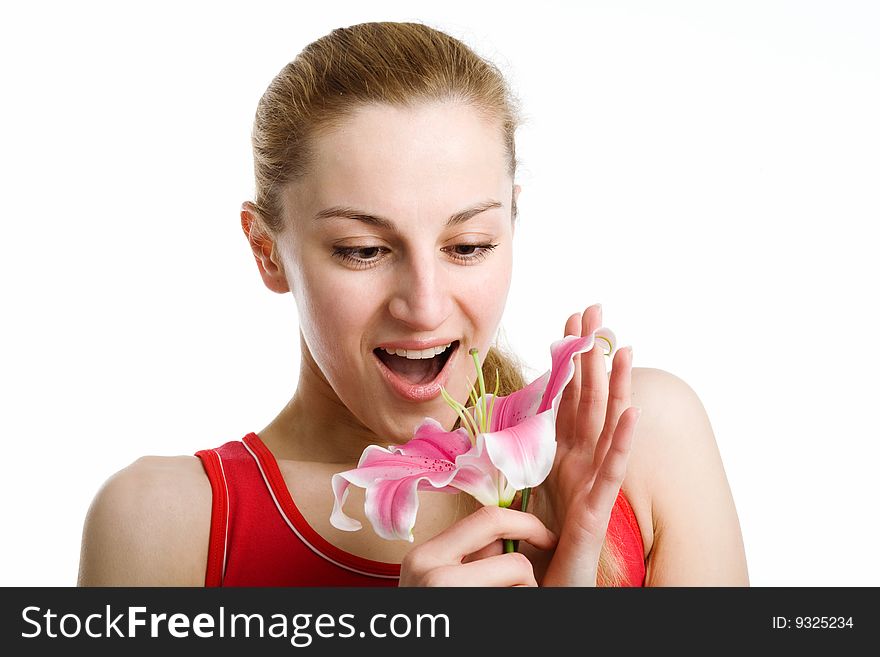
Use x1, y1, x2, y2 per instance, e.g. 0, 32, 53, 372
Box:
511, 184, 521, 234
240, 202, 290, 294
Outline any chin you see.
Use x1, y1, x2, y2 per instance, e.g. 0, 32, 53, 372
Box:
376, 407, 459, 446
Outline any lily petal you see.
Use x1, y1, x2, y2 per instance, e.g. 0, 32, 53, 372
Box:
330, 420, 473, 541
330, 474, 361, 532
537, 331, 610, 414
476, 330, 615, 490
482, 410, 557, 490
487, 329, 615, 433
454, 436, 517, 507
390, 417, 473, 460
362, 469, 454, 541
486, 373, 549, 433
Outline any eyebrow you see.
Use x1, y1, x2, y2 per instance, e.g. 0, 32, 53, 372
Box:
313, 200, 503, 230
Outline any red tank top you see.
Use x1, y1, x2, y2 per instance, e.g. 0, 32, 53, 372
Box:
195, 432, 646, 587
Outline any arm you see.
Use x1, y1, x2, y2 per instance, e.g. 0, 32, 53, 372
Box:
77, 456, 212, 586
631, 368, 749, 585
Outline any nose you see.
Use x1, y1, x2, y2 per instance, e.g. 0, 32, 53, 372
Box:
387, 250, 453, 331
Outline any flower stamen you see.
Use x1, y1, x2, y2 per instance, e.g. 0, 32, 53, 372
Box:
440, 386, 479, 443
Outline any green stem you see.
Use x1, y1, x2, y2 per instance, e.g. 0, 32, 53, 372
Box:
521, 487, 531, 513
507, 487, 532, 554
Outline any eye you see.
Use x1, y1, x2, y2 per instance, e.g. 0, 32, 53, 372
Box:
444, 244, 499, 264
331, 246, 389, 269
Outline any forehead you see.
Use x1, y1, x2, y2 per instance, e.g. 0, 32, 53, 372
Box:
286, 101, 510, 221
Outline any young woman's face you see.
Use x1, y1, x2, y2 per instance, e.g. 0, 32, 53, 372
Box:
279, 101, 517, 442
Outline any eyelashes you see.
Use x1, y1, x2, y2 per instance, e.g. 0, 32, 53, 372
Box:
331, 243, 499, 270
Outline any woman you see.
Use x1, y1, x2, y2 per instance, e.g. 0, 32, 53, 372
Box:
77, 22, 748, 587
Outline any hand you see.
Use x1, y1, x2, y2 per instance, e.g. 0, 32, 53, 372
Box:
530, 304, 641, 586
398, 506, 557, 587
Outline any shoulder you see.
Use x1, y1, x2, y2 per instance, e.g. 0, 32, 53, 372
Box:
77, 455, 211, 586
627, 367, 727, 501
629, 367, 716, 459
628, 366, 718, 485
626, 367, 749, 585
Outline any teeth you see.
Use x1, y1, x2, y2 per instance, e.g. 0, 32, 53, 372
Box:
380, 342, 454, 360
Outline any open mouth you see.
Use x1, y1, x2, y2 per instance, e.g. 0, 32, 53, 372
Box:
372, 340, 460, 386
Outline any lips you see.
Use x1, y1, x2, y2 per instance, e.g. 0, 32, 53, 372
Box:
372, 340, 460, 402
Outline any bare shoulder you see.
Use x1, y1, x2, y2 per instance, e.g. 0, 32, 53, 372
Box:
625, 367, 749, 585
77, 455, 211, 586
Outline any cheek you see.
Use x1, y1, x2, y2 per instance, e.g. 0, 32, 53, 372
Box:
297, 268, 375, 368
482, 250, 513, 318
477, 275, 510, 320
461, 252, 513, 348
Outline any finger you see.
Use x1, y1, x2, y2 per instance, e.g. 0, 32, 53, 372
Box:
575, 304, 608, 450
458, 551, 538, 587
462, 539, 504, 564
594, 345, 633, 467
556, 311, 583, 444
431, 552, 538, 587
421, 506, 557, 563
587, 407, 641, 524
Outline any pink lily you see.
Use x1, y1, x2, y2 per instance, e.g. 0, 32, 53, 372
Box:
330, 328, 616, 542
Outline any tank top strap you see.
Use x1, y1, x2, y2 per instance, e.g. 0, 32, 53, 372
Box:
195, 438, 265, 586
196, 434, 401, 586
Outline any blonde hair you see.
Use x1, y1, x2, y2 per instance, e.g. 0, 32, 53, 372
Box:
247, 21, 629, 587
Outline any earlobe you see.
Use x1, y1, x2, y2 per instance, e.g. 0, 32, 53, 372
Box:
240, 202, 290, 294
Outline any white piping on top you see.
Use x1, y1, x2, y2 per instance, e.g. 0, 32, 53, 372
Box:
212, 449, 231, 583
241, 440, 399, 580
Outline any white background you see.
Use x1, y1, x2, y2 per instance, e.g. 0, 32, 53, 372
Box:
1, 0, 877, 586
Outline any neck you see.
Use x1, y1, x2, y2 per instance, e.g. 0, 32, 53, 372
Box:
258, 334, 387, 465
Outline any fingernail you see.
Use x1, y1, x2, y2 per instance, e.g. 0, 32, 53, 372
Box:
633, 407, 642, 421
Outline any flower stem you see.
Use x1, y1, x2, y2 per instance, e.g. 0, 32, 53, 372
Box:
505, 487, 532, 554
521, 487, 531, 513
